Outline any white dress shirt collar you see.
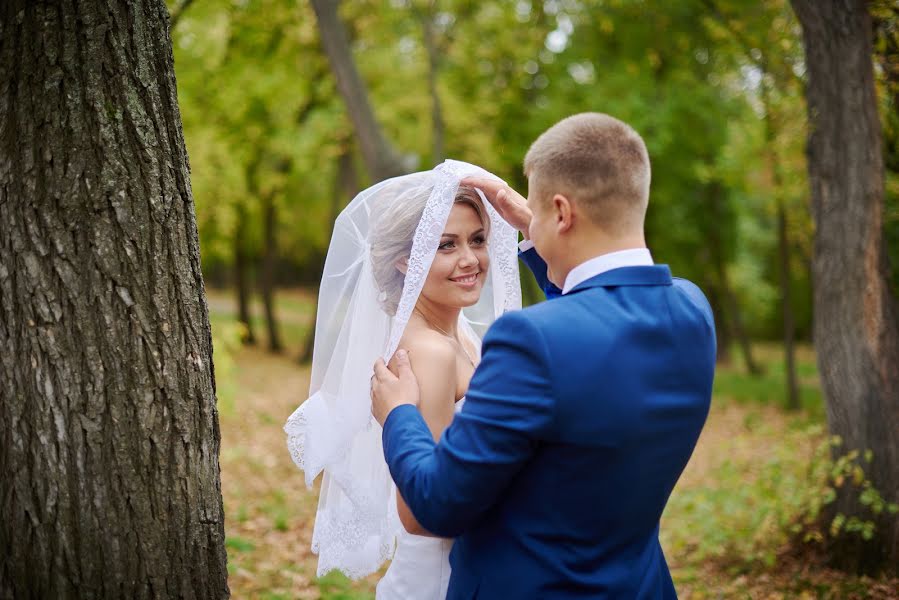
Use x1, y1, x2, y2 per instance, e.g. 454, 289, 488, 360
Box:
562, 248, 654, 294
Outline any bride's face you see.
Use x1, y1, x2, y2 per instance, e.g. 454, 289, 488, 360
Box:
419, 202, 490, 309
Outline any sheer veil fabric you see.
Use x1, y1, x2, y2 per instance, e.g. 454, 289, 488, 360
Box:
284, 159, 522, 579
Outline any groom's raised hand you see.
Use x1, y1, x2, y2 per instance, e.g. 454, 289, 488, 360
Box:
463, 177, 532, 240
371, 350, 420, 426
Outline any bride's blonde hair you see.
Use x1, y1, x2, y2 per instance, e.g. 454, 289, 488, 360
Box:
370, 185, 489, 315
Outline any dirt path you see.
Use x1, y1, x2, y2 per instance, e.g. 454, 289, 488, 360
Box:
218, 347, 894, 599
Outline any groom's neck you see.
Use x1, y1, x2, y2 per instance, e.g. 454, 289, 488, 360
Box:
553, 229, 647, 281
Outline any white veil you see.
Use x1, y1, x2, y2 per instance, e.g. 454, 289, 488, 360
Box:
284, 159, 522, 579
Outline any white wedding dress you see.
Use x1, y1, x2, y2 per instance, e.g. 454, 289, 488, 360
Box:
375, 398, 465, 600
283, 161, 521, 592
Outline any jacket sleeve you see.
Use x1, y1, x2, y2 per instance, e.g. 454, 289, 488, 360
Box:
518, 247, 562, 299
381, 311, 555, 537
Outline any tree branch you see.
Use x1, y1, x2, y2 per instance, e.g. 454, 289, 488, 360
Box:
169, 0, 196, 29
700, 0, 760, 66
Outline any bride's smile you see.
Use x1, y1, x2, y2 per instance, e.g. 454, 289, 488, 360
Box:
449, 272, 479, 287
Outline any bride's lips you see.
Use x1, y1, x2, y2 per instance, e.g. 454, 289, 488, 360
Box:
450, 272, 480, 288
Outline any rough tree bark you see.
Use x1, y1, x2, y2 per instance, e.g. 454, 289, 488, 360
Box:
791, 0, 899, 573
309, 0, 410, 181
0, 1, 229, 597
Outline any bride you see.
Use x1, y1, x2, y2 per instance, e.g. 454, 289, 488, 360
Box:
284, 160, 521, 598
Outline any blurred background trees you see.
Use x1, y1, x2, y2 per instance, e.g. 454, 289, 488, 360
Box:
166, 0, 898, 576
170, 0, 827, 351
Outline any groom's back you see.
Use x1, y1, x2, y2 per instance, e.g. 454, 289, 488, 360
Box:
449, 267, 715, 599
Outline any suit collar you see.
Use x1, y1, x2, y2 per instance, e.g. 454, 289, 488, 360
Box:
562, 248, 654, 294
567, 265, 673, 293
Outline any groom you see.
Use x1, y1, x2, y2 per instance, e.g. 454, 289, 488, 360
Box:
371, 113, 716, 598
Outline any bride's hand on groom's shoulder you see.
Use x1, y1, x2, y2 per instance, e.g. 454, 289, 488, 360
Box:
371, 350, 420, 426
461, 177, 532, 239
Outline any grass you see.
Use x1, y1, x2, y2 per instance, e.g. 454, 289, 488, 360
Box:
209, 289, 897, 599
712, 343, 825, 419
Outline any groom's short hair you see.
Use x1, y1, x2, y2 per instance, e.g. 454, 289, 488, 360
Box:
524, 113, 650, 232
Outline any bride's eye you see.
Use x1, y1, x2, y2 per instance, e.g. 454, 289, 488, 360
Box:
471, 235, 487, 246
438, 240, 455, 250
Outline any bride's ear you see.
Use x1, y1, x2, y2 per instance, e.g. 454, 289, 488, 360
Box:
396, 257, 408, 275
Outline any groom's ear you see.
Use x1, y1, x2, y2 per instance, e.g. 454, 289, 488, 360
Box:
553, 194, 574, 234
395, 257, 409, 275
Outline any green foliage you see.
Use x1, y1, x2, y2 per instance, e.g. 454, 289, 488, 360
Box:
664, 421, 899, 576
663, 419, 825, 571
712, 343, 823, 415
166, 0, 830, 338
798, 439, 899, 546
226, 536, 257, 553
317, 571, 375, 600
210, 316, 243, 418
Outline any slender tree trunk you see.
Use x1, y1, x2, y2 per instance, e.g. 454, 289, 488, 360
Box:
705, 280, 732, 364
0, 1, 229, 597
301, 147, 358, 363
707, 182, 761, 374
791, 0, 899, 573
719, 254, 761, 376
420, 2, 445, 164
761, 72, 801, 409
259, 192, 283, 353
776, 200, 800, 408
234, 201, 256, 345
309, 0, 409, 181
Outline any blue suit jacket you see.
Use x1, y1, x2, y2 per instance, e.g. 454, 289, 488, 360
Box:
382, 248, 715, 598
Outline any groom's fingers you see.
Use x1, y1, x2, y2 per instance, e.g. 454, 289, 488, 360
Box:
393, 349, 415, 380
495, 189, 510, 210
373, 358, 395, 383
461, 176, 503, 199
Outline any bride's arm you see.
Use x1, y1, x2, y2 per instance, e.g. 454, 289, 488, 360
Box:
390, 338, 457, 537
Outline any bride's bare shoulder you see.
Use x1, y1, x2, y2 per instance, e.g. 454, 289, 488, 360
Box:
392, 326, 456, 375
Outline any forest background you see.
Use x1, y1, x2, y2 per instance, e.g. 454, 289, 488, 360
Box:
19, 0, 891, 597
169, 0, 899, 597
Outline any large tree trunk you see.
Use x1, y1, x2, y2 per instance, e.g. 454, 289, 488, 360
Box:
791, 0, 899, 573
234, 201, 256, 345
0, 1, 229, 597
309, 0, 409, 181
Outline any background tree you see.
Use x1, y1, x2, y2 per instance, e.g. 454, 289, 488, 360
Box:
872, 0, 899, 300
790, 0, 899, 572
310, 0, 412, 181
702, 0, 809, 403
0, 1, 229, 596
